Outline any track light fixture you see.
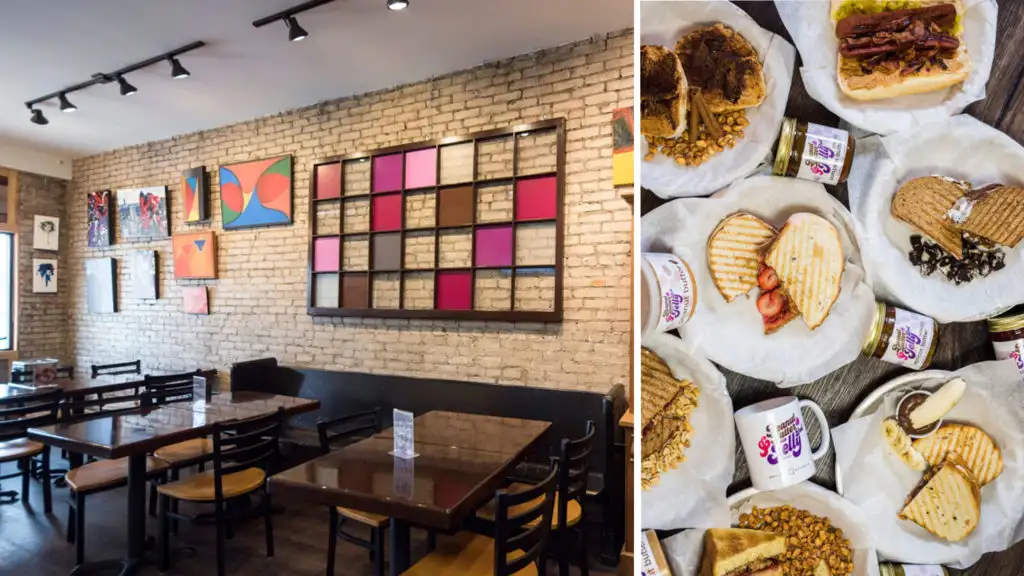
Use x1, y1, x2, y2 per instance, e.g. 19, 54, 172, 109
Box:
253, 0, 339, 40
169, 56, 190, 79
23, 41, 204, 126
286, 16, 309, 41
387, 0, 409, 10
58, 93, 77, 113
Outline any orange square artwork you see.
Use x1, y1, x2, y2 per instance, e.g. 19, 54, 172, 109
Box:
172, 231, 216, 279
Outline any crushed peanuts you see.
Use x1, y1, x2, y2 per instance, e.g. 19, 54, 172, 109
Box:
643, 110, 749, 167
737, 505, 854, 576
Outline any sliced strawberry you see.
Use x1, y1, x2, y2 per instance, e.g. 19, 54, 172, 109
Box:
757, 290, 784, 318
758, 266, 779, 291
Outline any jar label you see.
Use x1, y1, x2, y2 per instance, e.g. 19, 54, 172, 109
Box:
993, 339, 1024, 375
645, 253, 697, 333
881, 308, 935, 370
796, 123, 849, 186
900, 566, 945, 576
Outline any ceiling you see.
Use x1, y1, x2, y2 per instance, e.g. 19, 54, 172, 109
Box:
0, 0, 631, 159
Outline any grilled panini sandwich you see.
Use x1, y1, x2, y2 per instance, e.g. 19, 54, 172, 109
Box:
764, 213, 845, 331
899, 454, 981, 542
913, 423, 1003, 486
948, 185, 1024, 248
707, 212, 778, 302
892, 176, 969, 259
640, 348, 699, 490
699, 528, 786, 576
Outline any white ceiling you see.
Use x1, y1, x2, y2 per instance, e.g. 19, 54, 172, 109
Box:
0, 0, 631, 159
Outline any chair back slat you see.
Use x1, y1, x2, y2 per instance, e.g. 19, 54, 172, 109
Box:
494, 464, 558, 576
0, 389, 62, 442
56, 365, 74, 379
211, 408, 284, 494
316, 408, 381, 454
90, 360, 141, 379
61, 381, 145, 419
559, 420, 596, 505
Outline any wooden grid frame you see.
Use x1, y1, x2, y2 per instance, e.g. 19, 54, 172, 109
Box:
307, 118, 565, 322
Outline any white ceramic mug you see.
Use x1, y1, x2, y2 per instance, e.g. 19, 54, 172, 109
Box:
734, 396, 831, 491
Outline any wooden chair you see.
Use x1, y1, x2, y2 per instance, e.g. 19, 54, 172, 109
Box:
157, 408, 285, 576
404, 463, 558, 575
61, 380, 147, 419
316, 409, 389, 576
90, 360, 141, 379
0, 388, 61, 511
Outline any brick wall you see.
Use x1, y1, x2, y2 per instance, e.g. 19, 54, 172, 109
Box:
65, 29, 633, 393
19, 172, 69, 360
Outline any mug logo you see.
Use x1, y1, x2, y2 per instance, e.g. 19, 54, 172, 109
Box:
757, 415, 803, 466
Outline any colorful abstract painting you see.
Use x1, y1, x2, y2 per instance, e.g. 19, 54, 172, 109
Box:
130, 251, 158, 299
219, 155, 292, 230
118, 186, 169, 241
33, 216, 59, 251
182, 286, 209, 314
172, 231, 216, 279
86, 258, 117, 313
181, 166, 207, 223
32, 258, 57, 293
612, 107, 634, 187
87, 190, 113, 247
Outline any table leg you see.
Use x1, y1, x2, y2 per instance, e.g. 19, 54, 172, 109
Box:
125, 454, 147, 571
389, 518, 411, 576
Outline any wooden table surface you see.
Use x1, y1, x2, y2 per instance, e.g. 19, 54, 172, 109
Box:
640, 2, 1024, 572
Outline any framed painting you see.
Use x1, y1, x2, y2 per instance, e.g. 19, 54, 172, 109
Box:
32, 258, 57, 293
219, 155, 292, 230
612, 106, 634, 187
130, 250, 158, 299
87, 190, 113, 247
118, 186, 169, 241
181, 166, 208, 223
172, 231, 216, 279
182, 286, 209, 314
33, 216, 59, 251
86, 258, 117, 313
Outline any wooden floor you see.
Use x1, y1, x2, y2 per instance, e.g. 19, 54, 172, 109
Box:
0, 464, 612, 576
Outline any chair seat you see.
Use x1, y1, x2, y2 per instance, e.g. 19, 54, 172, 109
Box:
338, 506, 390, 528
476, 482, 582, 529
0, 438, 45, 463
66, 457, 170, 493
402, 532, 536, 576
154, 438, 212, 465
157, 468, 265, 502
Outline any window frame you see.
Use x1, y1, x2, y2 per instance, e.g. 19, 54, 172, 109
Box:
0, 167, 19, 357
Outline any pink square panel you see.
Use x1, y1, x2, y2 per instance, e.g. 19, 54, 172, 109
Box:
516, 176, 557, 220
315, 162, 341, 199
475, 225, 513, 267
372, 154, 403, 193
372, 194, 402, 231
404, 148, 437, 189
313, 237, 340, 272
436, 271, 472, 310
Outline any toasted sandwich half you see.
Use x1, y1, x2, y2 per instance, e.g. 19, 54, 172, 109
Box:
764, 213, 844, 331
913, 423, 1003, 486
892, 176, 968, 259
707, 212, 778, 302
948, 185, 1024, 248
899, 454, 981, 542
699, 528, 786, 576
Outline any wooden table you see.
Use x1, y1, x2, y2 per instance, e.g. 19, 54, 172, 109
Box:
269, 410, 551, 576
640, 2, 1024, 571
28, 392, 320, 576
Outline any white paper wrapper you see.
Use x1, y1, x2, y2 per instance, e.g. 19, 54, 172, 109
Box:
833, 360, 1024, 567
847, 114, 1024, 323
640, 0, 796, 199
775, 0, 997, 136
662, 482, 881, 576
641, 175, 877, 386
641, 333, 734, 530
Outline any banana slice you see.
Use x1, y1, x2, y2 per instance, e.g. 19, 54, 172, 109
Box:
910, 377, 966, 430
882, 418, 928, 472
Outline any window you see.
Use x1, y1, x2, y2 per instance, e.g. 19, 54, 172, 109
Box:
0, 168, 17, 353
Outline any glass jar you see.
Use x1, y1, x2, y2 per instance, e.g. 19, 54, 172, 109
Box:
773, 117, 855, 185
987, 306, 1024, 370
640, 252, 698, 338
879, 563, 949, 576
863, 302, 939, 370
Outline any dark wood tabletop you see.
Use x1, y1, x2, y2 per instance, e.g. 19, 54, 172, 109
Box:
269, 410, 551, 532
641, 1, 1024, 572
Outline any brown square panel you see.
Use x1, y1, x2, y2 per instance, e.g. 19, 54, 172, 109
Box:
404, 231, 435, 270
341, 274, 369, 308
438, 186, 474, 227
403, 272, 434, 310
343, 198, 370, 233
476, 136, 514, 180
439, 142, 474, 185
514, 268, 555, 311
476, 182, 513, 223
373, 273, 401, 309
516, 129, 558, 176
474, 270, 512, 311
343, 158, 371, 196
515, 222, 556, 266
315, 202, 341, 235
342, 235, 369, 271
405, 190, 436, 229
438, 228, 471, 268
372, 233, 402, 271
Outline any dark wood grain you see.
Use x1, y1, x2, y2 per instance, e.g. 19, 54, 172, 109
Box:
642, 2, 1019, 571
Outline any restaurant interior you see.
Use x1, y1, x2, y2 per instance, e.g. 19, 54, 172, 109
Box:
0, 1, 634, 575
